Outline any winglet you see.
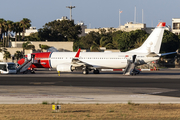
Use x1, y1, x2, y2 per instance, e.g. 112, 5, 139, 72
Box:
75, 48, 81, 58
157, 22, 166, 27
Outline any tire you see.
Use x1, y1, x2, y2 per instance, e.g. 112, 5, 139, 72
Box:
83, 69, 89, 75
23, 70, 28, 74
133, 72, 136, 76
93, 70, 99, 74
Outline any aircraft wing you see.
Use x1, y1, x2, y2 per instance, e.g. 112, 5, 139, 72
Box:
71, 49, 98, 68
56, 49, 99, 72
72, 58, 94, 67
158, 52, 177, 56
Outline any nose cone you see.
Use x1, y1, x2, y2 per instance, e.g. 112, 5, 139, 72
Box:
18, 58, 25, 65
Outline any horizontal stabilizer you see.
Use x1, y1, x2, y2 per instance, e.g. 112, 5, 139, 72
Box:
158, 52, 177, 56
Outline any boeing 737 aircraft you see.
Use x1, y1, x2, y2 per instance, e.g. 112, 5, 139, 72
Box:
17, 22, 175, 75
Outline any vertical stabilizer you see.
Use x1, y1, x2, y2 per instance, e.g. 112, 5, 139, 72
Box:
128, 22, 166, 53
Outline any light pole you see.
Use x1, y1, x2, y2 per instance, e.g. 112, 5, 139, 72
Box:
66, 5, 75, 21
119, 10, 122, 27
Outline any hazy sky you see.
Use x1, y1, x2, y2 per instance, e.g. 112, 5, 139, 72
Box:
0, 0, 179, 29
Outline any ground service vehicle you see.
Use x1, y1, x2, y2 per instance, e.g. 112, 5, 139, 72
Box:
0, 62, 17, 74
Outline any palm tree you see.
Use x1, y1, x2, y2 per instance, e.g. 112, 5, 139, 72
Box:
0, 47, 7, 52
20, 18, 31, 40
22, 41, 35, 56
13, 22, 22, 42
6, 20, 14, 46
39, 44, 50, 52
3, 50, 11, 62
2, 20, 8, 47
0, 19, 5, 43
22, 41, 30, 55
0, 19, 6, 47
14, 51, 23, 61
18, 22, 23, 41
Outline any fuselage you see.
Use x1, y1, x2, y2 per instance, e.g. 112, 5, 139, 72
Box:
17, 22, 166, 74
18, 51, 159, 69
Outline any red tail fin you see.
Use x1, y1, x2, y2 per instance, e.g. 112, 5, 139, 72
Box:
75, 48, 81, 58
157, 22, 166, 27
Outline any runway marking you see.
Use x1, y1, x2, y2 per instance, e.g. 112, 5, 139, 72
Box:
130, 91, 176, 98
0, 95, 94, 99
29, 82, 55, 85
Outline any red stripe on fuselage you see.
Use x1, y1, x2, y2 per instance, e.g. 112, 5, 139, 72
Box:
18, 52, 51, 69
31, 52, 51, 68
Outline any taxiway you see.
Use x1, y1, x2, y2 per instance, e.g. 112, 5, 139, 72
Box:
0, 68, 180, 104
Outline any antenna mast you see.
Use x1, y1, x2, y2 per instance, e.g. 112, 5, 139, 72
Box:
142, 9, 144, 23
119, 9, 122, 27
66, 5, 75, 21
134, 6, 136, 24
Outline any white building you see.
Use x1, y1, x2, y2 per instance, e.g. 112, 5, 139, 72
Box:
24, 27, 38, 36
85, 22, 147, 34
57, 16, 69, 21
118, 22, 146, 31
77, 21, 87, 37
172, 18, 180, 35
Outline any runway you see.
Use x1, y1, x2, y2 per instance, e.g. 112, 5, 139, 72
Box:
0, 68, 180, 104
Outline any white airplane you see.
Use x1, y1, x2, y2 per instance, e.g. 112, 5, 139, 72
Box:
17, 22, 175, 75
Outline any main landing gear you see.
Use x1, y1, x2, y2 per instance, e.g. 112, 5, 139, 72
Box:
131, 69, 140, 76
93, 69, 99, 74
82, 67, 100, 75
82, 67, 89, 75
82, 68, 89, 75
23, 68, 35, 74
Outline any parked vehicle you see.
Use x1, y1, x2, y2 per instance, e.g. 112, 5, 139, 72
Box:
0, 62, 17, 74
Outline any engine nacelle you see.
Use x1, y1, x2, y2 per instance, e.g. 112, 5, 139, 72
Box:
56, 64, 72, 72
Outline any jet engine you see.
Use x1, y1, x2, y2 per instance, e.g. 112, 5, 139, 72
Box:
56, 64, 73, 72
